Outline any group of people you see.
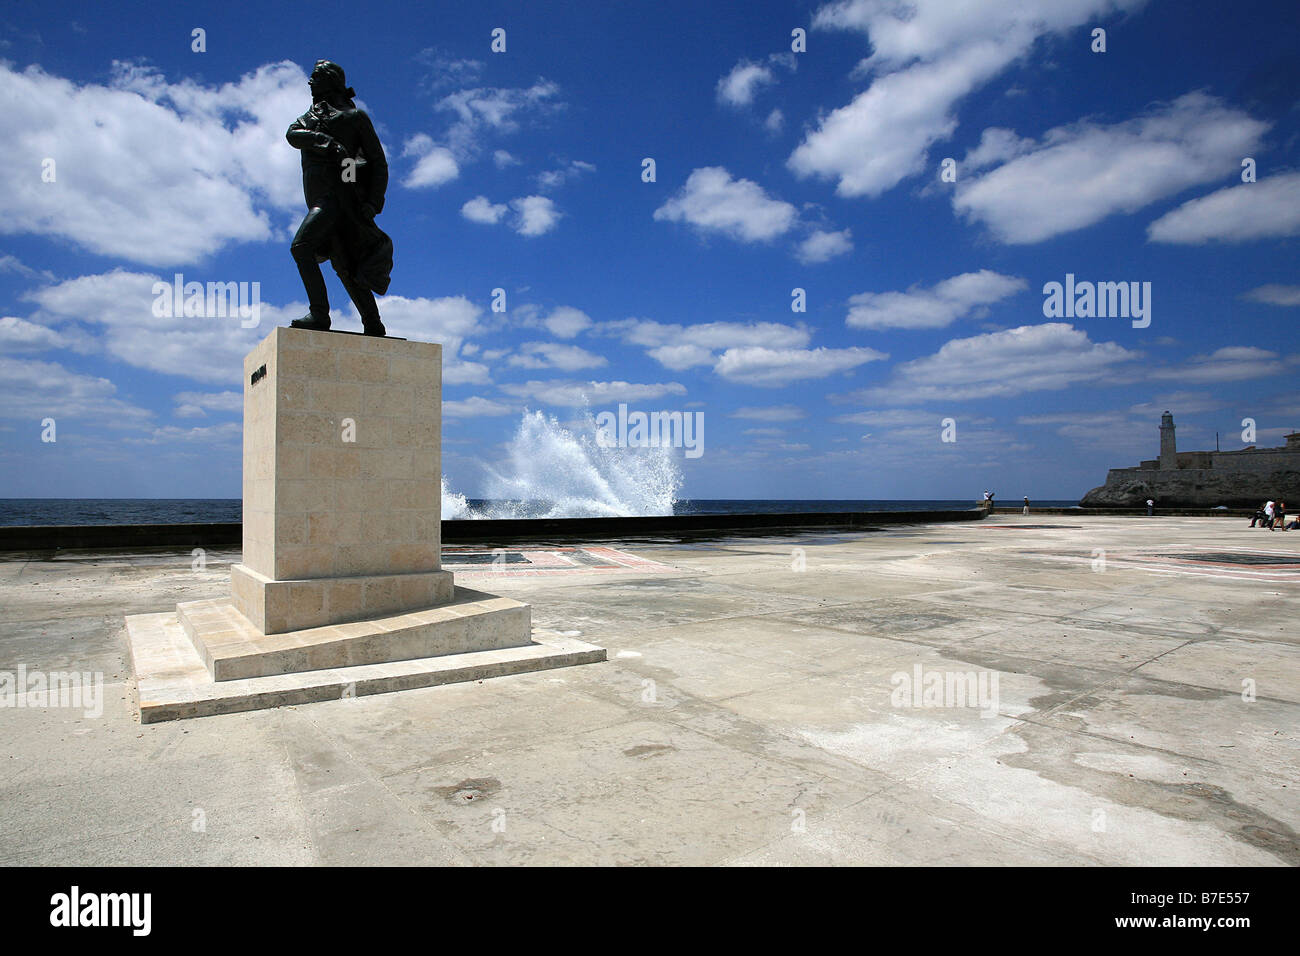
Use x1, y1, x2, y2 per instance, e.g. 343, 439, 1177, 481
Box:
1250, 500, 1296, 530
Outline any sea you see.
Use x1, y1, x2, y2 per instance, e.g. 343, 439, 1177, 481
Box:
0, 498, 1083, 526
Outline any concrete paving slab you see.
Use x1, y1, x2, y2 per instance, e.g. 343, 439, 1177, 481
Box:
1, 515, 1296, 865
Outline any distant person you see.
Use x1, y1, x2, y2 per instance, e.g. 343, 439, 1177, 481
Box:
989, 491, 996, 510
1264, 499, 1275, 528
1023, 496, 1030, 515
1273, 499, 1286, 531
982, 490, 992, 513
1250, 502, 1268, 527
1146, 498, 1154, 516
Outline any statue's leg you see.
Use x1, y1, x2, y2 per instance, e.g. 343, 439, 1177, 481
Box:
290, 204, 337, 328
338, 273, 386, 337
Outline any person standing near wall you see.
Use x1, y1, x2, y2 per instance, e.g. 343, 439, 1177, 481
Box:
1023, 496, 1030, 515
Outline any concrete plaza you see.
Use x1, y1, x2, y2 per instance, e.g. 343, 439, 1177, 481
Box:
0, 514, 1295, 865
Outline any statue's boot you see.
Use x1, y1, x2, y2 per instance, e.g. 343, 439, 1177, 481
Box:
341, 274, 386, 337
290, 309, 332, 332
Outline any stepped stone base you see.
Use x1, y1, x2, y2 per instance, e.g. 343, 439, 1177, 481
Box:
229, 563, 455, 635
180, 586, 530, 681
126, 601, 605, 723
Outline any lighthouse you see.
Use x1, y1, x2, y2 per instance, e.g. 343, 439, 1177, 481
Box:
1159, 411, 1177, 469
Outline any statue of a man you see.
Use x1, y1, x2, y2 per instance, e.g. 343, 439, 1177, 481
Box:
286, 60, 393, 336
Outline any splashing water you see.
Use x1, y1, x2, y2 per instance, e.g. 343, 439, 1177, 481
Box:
441, 408, 681, 519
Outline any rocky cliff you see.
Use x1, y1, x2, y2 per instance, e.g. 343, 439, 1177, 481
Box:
1081, 467, 1300, 508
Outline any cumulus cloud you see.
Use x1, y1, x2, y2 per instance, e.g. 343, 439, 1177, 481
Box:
444, 396, 515, 418
715, 346, 887, 387
459, 195, 561, 235
510, 195, 562, 236
402, 133, 460, 188
729, 405, 807, 421
541, 306, 593, 338
499, 379, 687, 407
717, 60, 777, 107
0, 356, 153, 425
435, 80, 563, 159
601, 317, 813, 372
654, 167, 798, 242
23, 269, 281, 386
23, 271, 494, 388
790, 0, 1148, 198
0, 315, 73, 353
846, 270, 1026, 330
850, 323, 1139, 404
461, 195, 508, 224
796, 228, 854, 264
173, 390, 242, 418
507, 342, 607, 371
1241, 284, 1300, 306
1147, 170, 1300, 244
535, 159, 595, 191
954, 94, 1269, 243
1149, 346, 1290, 383
0, 60, 317, 264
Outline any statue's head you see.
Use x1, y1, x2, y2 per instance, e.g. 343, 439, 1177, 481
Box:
308, 60, 355, 102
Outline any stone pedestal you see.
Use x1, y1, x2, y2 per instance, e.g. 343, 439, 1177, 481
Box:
125, 327, 604, 722
229, 328, 453, 633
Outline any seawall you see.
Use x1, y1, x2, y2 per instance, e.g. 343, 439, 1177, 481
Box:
0, 509, 988, 552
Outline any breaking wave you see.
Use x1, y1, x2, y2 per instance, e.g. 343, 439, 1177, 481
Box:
441, 408, 681, 519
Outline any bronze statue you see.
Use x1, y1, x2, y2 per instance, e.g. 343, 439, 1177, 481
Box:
287, 60, 393, 336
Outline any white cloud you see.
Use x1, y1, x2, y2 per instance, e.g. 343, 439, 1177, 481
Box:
715, 346, 887, 387
796, 228, 854, 264
461, 195, 509, 224
846, 270, 1026, 330
1150, 347, 1290, 383
173, 390, 242, 418
0, 60, 316, 264
543, 306, 592, 338
0, 356, 153, 425
0, 315, 71, 352
1147, 170, 1300, 244
125, 422, 242, 446
24, 269, 282, 386
444, 396, 514, 418
851, 323, 1139, 404
510, 195, 562, 236
508, 342, 607, 371
832, 408, 955, 427
603, 317, 810, 351
360, 294, 492, 384
717, 60, 776, 107
647, 345, 716, 370
654, 167, 798, 242
535, 159, 595, 191
730, 405, 806, 421
499, 379, 687, 407
765, 109, 785, 133
791, 0, 1148, 198
954, 94, 1269, 243
493, 150, 520, 168
1241, 284, 1300, 307
436, 80, 563, 159
402, 134, 460, 188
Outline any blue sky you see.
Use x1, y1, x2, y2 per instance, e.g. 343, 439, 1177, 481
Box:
2, 0, 1298, 502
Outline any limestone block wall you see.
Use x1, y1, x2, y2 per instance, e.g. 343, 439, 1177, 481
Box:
242, 327, 442, 582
